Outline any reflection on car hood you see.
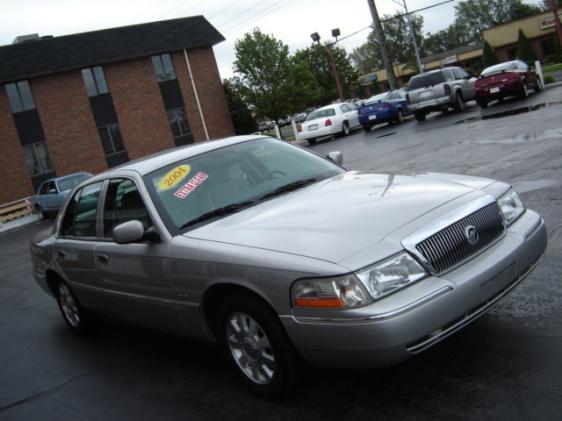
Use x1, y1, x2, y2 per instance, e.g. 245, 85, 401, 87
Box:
184, 171, 492, 264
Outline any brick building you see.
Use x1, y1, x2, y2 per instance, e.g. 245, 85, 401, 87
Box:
0, 16, 234, 205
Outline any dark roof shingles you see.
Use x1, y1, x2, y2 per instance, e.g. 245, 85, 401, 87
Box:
0, 16, 224, 83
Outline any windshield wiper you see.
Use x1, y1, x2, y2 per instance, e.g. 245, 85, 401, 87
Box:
180, 201, 255, 229
258, 178, 318, 201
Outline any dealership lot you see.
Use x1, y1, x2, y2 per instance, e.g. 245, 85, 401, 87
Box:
1, 87, 562, 420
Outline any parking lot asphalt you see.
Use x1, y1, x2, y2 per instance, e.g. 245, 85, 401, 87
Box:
1, 87, 562, 420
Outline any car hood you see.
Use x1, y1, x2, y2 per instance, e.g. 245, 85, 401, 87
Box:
184, 171, 492, 265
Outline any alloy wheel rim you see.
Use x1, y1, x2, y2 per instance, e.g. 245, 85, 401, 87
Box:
226, 312, 275, 385
523, 84, 528, 97
58, 284, 80, 328
344, 123, 349, 135
398, 111, 403, 122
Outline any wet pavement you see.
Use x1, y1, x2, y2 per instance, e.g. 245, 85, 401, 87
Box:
1, 86, 562, 420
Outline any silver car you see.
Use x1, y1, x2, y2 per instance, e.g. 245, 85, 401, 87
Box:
406, 66, 476, 121
31, 136, 546, 398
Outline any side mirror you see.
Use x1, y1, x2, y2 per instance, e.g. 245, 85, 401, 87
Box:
112, 220, 145, 244
326, 151, 343, 166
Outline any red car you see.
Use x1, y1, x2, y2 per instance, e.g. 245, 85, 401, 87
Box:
475, 60, 542, 108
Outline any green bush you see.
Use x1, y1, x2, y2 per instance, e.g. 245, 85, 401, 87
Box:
544, 75, 556, 84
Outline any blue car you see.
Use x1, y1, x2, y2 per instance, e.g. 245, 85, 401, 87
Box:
31, 172, 92, 219
358, 89, 410, 131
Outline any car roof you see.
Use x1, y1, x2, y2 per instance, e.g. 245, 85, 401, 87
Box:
40, 171, 91, 185
92, 135, 268, 177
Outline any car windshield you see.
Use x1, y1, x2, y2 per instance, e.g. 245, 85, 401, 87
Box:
481, 62, 518, 76
56, 173, 91, 192
407, 72, 446, 90
144, 138, 344, 231
306, 108, 336, 121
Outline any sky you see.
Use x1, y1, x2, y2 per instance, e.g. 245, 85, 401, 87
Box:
0, 0, 545, 79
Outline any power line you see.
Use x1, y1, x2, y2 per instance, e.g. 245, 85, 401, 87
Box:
159, 0, 197, 19
224, 0, 294, 34
208, 0, 246, 20
217, 0, 270, 28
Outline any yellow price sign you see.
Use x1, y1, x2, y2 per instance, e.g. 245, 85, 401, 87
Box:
158, 165, 191, 191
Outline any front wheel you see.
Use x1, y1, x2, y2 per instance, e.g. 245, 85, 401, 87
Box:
341, 121, 350, 136
395, 109, 404, 124
35, 205, 45, 220
453, 94, 464, 112
217, 294, 300, 398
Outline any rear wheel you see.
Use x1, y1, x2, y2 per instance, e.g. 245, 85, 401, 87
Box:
217, 293, 300, 398
453, 93, 464, 112
341, 121, 350, 136
55, 281, 91, 336
414, 111, 426, 121
520, 82, 529, 98
307, 138, 317, 145
476, 98, 488, 109
362, 124, 372, 131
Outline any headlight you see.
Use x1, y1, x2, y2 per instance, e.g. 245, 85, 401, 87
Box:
498, 188, 525, 225
355, 252, 427, 300
292, 275, 372, 309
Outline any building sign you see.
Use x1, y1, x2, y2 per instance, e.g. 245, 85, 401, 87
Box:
443, 55, 458, 65
539, 12, 562, 31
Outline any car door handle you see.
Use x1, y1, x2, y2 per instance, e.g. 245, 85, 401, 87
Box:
95, 254, 109, 264
56, 250, 66, 260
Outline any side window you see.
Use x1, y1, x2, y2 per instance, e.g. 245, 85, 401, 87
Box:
103, 179, 152, 238
444, 70, 455, 81
340, 104, 351, 113
47, 181, 57, 194
61, 182, 103, 238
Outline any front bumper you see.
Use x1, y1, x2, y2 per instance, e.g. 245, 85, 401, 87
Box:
280, 209, 547, 368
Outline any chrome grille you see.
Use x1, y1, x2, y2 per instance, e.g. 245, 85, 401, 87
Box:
416, 203, 505, 274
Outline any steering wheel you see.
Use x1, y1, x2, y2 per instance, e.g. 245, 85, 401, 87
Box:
264, 170, 286, 179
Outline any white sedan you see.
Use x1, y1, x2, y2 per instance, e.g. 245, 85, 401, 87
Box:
298, 102, 360, 145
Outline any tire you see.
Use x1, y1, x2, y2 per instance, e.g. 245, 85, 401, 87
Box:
453, 93, 464, 112
395, 109, 404, 124
307, 138, 317, 145
341, 121, 350, 136
476, 98, 488, 109
35, 205, 45, 220
414, 111, 426, 121
216, 293, 300, 399
55, 281, 91, 336
520, 82, 529, 98
362, 124, 372, 131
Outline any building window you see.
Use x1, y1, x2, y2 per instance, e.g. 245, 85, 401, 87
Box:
23, 142, 52, 176
151, 53, 176, 81
82, 66, 109, 97
167, 107, 191, 138
4, 80, 35, 113
98, 123, 125, 156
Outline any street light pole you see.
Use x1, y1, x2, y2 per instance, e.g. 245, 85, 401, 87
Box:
401, 0, 424, 72
311, 30, 345, 101
367, 0, 397, 90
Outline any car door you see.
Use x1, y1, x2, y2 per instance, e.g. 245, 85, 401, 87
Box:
55, 181, 106, 310
517, 60, 534, 87
93, 177, 184, 335
457, 68, 476, 100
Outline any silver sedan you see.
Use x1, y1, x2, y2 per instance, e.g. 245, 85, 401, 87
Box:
31, 135, 547, 398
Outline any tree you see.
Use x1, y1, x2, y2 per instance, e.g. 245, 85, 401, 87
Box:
294, 44, 358, 105
482, 40, 498, 67
554, 33, 562, 62
517, 29, 537, 63
351, 12, 424, 74
223, 78, 256, 135
454, 0, 542, 42
424, 22, 471, 55
541, 0, 562, 10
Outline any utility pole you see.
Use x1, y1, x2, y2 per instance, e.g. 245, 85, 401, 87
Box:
549, 0, 562, 47
326, 47, 345, 101
367, 0, 397, 90
401, 0, 424, 72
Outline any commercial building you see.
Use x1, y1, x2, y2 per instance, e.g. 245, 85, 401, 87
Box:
0, 17, 234, 205
359, 7, 562, 93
